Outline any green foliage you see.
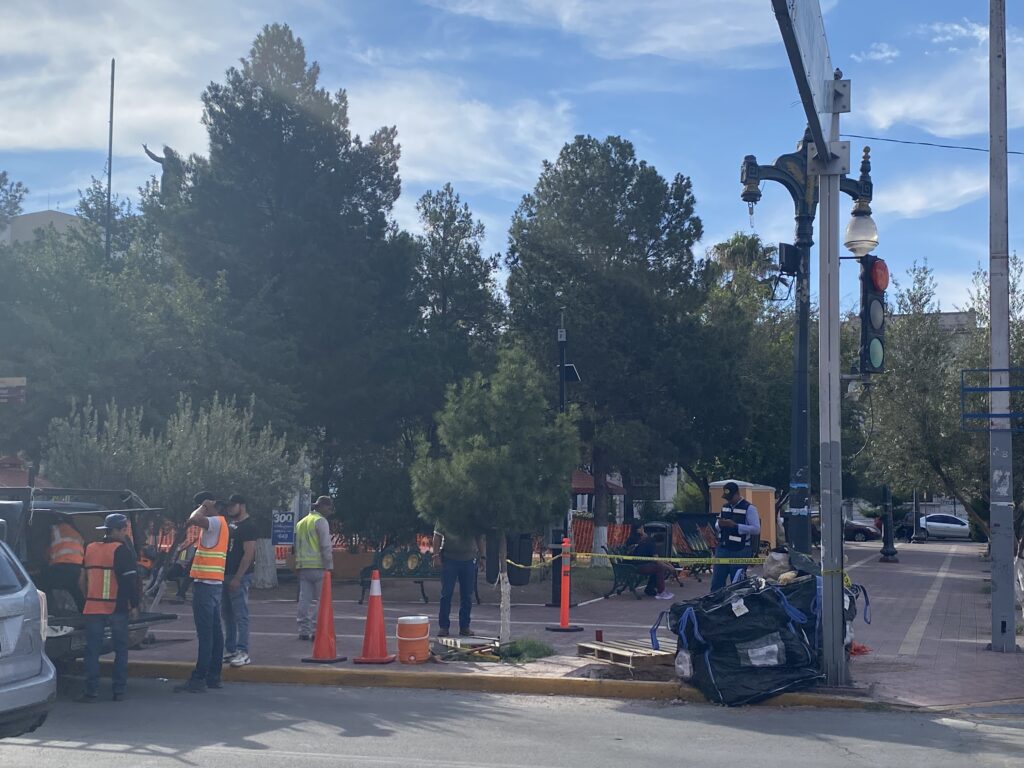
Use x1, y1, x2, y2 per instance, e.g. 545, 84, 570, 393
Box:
411, 344, 579, 541
506, 135, 706, 526
675, 233, 794, 506
859, 262, 1012, 537
496, 638, 555, 663
0, 170, 27, 231
45, 395, 297, 533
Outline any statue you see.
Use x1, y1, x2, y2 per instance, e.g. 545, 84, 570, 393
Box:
142, 144, 184, 205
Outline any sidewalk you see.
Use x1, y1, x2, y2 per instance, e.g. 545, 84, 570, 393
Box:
843, 539, 1023, 709
130, 542, 1022, 709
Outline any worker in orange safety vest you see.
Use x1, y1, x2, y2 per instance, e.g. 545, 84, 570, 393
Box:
76, 513, 140, 702
45, 515, 86, 613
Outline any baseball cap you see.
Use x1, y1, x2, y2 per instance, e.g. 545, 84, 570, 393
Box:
312, 495, 333, 510
193, 491, 216, 505
722, 481, 740, 498
228, 493, 246, 505
97, 512, 128, 531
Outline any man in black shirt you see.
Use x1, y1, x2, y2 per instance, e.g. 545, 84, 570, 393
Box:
222, 493, 257, 667
77, 513, 139, 702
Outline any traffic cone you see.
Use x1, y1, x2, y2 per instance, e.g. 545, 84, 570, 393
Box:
354, 569, 396, 664
302, 571, 346, 664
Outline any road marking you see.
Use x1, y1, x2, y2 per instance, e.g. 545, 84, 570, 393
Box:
897, 545, 958, 656
846, 552, 879, 571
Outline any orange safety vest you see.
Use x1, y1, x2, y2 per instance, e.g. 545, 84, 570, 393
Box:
157, 527, 175, 553
189, 518, 229, 582
48, 523, 85, 566
83, 541, 122, 615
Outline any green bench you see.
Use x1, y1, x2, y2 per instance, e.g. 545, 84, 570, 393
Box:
602, 545, 647, 599
358, 545, 481, 605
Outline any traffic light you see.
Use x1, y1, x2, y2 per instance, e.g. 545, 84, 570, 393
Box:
859, 255, 888, 373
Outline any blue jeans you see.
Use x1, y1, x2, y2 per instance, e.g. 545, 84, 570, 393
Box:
439, 558, 476, 631
222, 573, 252, 653
710, 545, 752, 592
84, 612, 129, 697
190, 582, 224, 685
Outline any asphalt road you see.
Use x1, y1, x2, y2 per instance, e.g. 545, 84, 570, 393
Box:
2, 681, 1022, 767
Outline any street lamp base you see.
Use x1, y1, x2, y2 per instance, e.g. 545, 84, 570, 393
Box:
878, 554, 899, 563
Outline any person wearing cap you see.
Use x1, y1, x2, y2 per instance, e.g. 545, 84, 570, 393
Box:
711, 482, 761, 592
76, 513, 139, 702
293, 495, 334, 641
222, 493, 257, 667
175, 492, 230, 693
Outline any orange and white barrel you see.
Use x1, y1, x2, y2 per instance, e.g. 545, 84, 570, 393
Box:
396, 615, 431, 664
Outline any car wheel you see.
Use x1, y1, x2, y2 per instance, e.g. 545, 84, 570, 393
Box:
853, 531, 867, 542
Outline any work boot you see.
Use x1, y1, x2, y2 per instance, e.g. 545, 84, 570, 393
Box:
459, 628, 474, 637
173, 680, 207, 694
437, 628, 450, 638
75, 693, 99, 704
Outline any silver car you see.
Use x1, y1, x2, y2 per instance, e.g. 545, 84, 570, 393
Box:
919, 513, 972, 540
0, 527, 56, 739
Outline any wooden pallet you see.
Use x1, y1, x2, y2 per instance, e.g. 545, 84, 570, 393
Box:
576, 639, 674, 669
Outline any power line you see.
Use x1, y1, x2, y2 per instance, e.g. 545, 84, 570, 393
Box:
841, 132, 1024, 156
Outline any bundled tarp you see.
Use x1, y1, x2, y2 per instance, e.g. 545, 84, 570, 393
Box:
653, 577, 823, 706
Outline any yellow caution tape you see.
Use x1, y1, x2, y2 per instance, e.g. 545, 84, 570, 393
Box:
504, 553, 766, 568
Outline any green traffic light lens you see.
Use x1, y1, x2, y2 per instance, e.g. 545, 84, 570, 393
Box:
869, 299, 884, 330
869, 338, 884, 369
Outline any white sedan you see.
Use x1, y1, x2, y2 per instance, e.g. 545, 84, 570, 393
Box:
919, 514, 972, 540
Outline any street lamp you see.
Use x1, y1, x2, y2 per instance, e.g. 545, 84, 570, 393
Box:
741, 131, 817, 556
740, 140, 876, 558
843, 153, 878, 258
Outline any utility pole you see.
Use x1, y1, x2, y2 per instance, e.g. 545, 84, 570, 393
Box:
550, 310, 569, 607
987, 0, 1017, 653
105, 58, 115, 264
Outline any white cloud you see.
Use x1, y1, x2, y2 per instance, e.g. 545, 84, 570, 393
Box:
345, 70, 573, 193
924, 20, 988, 45
851, 43, 900, 64
872, 166, 989, 219
423, 0, 838, 65
862, 20, 1024, 136
0, 2, 292, 156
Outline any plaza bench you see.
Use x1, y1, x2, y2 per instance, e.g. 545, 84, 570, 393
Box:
358, 545, 481, 605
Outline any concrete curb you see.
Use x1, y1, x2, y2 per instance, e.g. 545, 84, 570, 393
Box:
102, 660, 900, 710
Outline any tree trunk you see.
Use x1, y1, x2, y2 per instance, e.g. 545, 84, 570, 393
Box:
498, 532, 511, 644
252, 539, 278, 589
681, 464, 710, 514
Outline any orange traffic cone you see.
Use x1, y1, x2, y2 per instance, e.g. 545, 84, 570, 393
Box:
354, 569, 396, 664
302, 571, 347, 664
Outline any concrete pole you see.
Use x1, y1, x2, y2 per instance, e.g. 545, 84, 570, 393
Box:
819, 108, 848, 686
988, 0, 1017, 653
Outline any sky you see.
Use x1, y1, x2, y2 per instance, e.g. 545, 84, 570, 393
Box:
1, 0, 1021, 312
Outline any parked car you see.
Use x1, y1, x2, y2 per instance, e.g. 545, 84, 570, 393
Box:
919, 513, 972, 540
810, 515, 882, 543
0, 488, 176, 666
0, 524, 56, 739
843, 520, 882, 542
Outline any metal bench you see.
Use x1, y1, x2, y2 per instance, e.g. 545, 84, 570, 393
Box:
358, 545, 481, 605
602, 545, 647, 599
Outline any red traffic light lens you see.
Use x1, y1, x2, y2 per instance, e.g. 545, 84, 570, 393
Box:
870, 258, 889, 291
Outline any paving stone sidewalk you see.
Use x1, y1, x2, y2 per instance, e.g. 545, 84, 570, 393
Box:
135, 541, 1023, 708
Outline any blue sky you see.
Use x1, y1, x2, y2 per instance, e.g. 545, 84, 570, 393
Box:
1, 0, 1020, 311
